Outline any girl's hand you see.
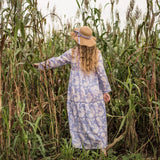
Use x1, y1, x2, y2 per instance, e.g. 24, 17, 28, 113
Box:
33, 63, 39, 68
103, 93, 110, 103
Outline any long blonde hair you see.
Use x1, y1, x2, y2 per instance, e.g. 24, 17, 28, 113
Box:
72, 45, 99, 74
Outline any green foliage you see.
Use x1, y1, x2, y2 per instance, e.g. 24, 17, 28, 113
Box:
59, 138, 74, 160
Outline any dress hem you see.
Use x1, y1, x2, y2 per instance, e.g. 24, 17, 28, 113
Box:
72, 145, 108, 150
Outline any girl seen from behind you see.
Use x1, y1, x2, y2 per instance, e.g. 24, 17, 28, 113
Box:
33, 26, 111, 156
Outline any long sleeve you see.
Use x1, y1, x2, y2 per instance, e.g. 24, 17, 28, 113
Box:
38, 49, 72, 70
97, 52, 111, 94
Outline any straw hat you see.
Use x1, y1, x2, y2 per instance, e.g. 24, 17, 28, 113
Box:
70, 26, 96, 47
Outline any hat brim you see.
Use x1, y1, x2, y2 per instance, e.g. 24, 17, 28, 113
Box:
70, 28, 96, 47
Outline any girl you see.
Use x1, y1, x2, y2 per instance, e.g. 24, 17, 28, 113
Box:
33, 26, 111, 156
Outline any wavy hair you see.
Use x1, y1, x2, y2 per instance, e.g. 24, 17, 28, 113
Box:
72, 45, 99, 74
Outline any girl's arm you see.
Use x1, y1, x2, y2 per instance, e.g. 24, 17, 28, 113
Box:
97, 52, 111, 101
33, 49, 72, 70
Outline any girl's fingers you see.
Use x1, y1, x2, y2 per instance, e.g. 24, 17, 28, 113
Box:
107, 94, 110, 101
33, 63, 39, 66
33, 63, 39, 68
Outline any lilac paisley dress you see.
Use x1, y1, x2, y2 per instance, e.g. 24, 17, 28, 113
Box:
38, 48, 111, 149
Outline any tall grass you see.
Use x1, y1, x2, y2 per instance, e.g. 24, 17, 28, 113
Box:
0, 0, 160, 159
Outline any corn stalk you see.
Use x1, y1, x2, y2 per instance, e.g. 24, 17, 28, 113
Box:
0, 24, 7, 151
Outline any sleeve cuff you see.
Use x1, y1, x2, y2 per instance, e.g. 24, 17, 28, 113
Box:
38, 63, 45, 71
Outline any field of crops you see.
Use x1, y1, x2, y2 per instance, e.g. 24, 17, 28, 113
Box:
0, 0, 160, 159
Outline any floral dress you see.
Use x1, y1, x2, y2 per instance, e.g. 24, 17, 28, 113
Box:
38, 48, 111, 149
